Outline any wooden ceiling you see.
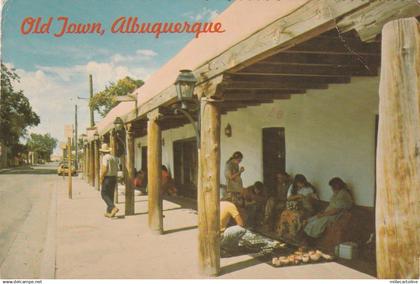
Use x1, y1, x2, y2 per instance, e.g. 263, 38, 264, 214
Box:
134, 28, 381, 136
219, 28, 381, 114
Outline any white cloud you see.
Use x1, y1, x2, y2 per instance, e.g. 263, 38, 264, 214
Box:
111, 49, 158, 64
136, 49, 158, 57
6, 49, 157, 153
190, 8, 220, 21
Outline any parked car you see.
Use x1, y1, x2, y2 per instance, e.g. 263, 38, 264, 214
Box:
57, 161, 76, 176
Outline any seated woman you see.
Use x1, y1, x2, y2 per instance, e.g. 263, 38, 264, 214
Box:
161, 165, 177, 197
242, 181, 268, 229
275, 174, 318, 244
304, 177, 353, 239
286, 174, 318, 216
263, 171, 292, 229
133, 169, 147, 195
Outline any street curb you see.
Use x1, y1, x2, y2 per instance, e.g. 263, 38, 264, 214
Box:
0, 168, 12, 173
39, 182, 57, 279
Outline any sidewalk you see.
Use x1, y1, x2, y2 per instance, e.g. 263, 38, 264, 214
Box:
54, 176, 375, 279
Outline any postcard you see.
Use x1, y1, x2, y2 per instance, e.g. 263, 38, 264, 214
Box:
1, 0, 419, 281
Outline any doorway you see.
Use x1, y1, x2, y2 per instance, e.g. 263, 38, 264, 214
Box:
262, 127, 286, 192
173, 138, 198, 198
141, 146, 147, 171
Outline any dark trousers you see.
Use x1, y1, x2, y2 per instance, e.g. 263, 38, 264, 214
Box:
101, 176, 117, 213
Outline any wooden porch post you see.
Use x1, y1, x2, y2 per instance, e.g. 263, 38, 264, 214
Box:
197, 99, 221, 276
125, 123, 135, 215
147, 110, 163, 234
85, 144, 89, 181
86, 143, 91, 184
90, 141, 95, 187
82, 146, 85, 179
95, 139, 100, 191
376, 17, 420, 279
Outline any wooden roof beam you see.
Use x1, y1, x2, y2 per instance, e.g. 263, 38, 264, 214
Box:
223, 80, 328, 90
288, 36, 380, 55
240, 63, 377, 76
337, 0, 420, 42
223, 94, 291, 101
225, 73, 351, 84
196, 0, 372, 81
265, 52, 380, 66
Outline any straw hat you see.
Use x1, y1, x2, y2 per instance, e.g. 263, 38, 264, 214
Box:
99, 143, 111, 153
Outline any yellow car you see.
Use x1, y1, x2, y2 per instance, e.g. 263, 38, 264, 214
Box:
57, 161, 76, 176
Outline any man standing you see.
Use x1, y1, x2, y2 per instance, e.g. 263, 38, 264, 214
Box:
99, 143, 119, 218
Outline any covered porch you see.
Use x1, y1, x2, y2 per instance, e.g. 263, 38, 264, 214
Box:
82, 0, 420, 278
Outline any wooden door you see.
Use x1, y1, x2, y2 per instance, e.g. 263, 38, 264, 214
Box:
263, 127, 285, 192
141, 146, 147, 171
173, 138, 198, 198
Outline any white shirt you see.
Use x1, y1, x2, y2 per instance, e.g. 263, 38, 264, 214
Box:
102, 153, 118, 177
287, 184, 314, 198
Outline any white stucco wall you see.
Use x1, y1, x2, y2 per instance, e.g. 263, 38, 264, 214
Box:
135, 76, 379, 207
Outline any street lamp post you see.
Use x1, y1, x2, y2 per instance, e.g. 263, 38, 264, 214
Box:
74, 104, 78, 171
113, 116, 135, 215
175, 69, 197, 109
173, 69, 199, 148
93, 130, 100, 191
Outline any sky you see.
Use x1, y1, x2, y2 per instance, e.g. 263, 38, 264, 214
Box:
1, 0, 232, 154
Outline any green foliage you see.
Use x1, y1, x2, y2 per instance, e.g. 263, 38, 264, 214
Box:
90, 76, 143, 117
26, 133, 58, 161
0, 63, 40, 147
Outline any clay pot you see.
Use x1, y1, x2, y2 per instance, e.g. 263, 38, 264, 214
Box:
309, 251, 321, 262
279, 256, 289, 266
317, 250, 333, 260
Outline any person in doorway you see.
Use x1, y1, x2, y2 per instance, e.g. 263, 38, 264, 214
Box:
100, 143, 119, 218
304, 177, 353, 239
162, 165, 177, 196
263, 171, 292, 230
224, 151, 245, 204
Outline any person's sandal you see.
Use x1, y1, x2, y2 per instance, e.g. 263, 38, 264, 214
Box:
110, 207, 119, 217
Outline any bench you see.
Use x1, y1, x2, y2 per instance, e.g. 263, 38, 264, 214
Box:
314, 200, 375, 255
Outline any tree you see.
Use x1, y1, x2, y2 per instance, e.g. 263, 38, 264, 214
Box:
26, 133, 58, 162
90, 76, 144, 117
0, 63, 40, 149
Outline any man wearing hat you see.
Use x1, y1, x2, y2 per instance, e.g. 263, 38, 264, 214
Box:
99, 143, 119, 217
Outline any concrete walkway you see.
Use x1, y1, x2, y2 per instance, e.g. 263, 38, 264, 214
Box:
54, 176, 375, 279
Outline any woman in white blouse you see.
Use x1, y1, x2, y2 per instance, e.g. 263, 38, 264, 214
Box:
287, 174, 318, 216
275, 174, 318, 243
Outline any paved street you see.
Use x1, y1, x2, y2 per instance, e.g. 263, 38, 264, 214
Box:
0, 164, 58, 278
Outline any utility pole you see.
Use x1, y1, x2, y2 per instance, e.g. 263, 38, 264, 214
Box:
67, 136, 72, 199
74, 104, 78, 170
89, 74, 94, 127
